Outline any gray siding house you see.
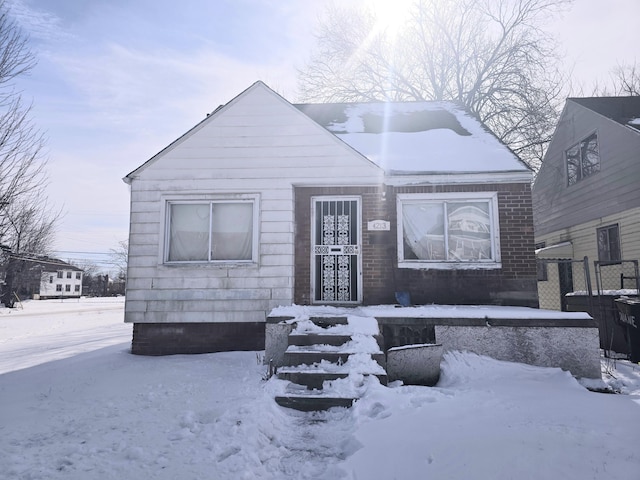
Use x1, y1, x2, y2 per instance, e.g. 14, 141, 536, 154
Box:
533, 96, 640, 310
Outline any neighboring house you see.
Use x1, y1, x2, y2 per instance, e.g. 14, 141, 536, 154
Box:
533, 97, 640, 357
1, 253, 83, 305
533, 97, 640, 300
123, 81, 538, 355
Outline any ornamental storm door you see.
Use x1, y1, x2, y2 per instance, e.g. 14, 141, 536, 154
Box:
312, 197, 361, 303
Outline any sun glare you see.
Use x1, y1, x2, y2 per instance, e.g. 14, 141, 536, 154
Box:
371, 0, 414, 38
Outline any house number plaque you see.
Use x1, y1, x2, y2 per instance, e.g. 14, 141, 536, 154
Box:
367, 220, 390, 231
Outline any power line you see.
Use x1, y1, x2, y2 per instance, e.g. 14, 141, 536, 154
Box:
54, 250, 113, 256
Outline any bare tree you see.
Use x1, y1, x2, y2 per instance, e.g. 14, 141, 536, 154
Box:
1, 192, 60, 253
109, 239, 128, 282
0, 1, 53, 251
298, 0, 571, 170
607, 63, 640, 96
0, 1, 59, 306
585, 63, 640, 97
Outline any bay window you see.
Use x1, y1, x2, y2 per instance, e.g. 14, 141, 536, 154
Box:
397, 192, 501, 269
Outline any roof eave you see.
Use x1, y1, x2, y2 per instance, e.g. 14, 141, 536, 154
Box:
384, 170, 533, 186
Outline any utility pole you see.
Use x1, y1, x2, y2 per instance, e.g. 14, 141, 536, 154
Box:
0, 201, 9, 247
0, 201, 11, 306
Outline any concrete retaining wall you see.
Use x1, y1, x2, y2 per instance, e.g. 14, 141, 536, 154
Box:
435, 325, 601, 379
266, 313, 602, 380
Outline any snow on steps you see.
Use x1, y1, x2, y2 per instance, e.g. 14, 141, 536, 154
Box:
275, 316, 387, 411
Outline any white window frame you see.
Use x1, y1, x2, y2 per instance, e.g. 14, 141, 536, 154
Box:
397, 192, 501, 270
162, 194, 260, 265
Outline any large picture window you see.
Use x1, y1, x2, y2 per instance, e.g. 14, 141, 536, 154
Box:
397, 193, 501, 269
566, 132, 600, 186
165, 198, 257, 263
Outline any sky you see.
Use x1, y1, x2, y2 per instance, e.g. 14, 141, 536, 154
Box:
4, 0, 639, 272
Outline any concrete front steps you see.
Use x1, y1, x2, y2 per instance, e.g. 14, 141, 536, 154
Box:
274, 316, 387, 411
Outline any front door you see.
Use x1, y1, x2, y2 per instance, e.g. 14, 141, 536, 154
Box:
312, 197, 361, 303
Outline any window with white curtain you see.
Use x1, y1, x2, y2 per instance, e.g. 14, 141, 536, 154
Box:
397, 192, 501, 269
165, 198, 257, 263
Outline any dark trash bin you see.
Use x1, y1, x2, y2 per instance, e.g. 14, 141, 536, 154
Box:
614, 297, 640, 363
565, 293, 629, 355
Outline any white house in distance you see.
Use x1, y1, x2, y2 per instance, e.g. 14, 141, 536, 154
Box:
3, 254, 83, 301
38, 261, 83, 299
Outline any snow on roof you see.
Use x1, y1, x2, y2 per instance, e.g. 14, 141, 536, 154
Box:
535, 241, 573, 259
297, 102, 529, 175
7, 253, 84, 272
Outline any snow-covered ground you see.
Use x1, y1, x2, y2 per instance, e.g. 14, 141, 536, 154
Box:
1, 298, 639, 479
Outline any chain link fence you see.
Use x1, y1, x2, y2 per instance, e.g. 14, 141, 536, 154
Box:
594, 260, 640, 294
537, 258, 639, 358
537, 257, 592, 312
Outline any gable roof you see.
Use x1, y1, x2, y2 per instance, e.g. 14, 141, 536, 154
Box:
296, 101, 530, 175
569, 96, 640, 133
8, 254, 83, 272
124, 81, 530, 183
124, 81, 381, 183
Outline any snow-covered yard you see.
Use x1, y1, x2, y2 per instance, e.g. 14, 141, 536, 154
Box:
1, 297, 639, 479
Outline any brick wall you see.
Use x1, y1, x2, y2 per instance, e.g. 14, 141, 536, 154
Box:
294, 182, 538, 308
131, 322, 265, 355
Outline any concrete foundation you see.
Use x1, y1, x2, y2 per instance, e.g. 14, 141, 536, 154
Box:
131, 322, 264, 355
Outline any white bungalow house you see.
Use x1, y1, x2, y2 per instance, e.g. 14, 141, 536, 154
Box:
122, 81, 549, 355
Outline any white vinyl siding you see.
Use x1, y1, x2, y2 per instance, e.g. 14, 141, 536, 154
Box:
125, 82, 382, 324
535, 205, 640, 293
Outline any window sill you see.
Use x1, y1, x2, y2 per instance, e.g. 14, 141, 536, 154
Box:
398, 261, 502, 271
162, 261, 258, 268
